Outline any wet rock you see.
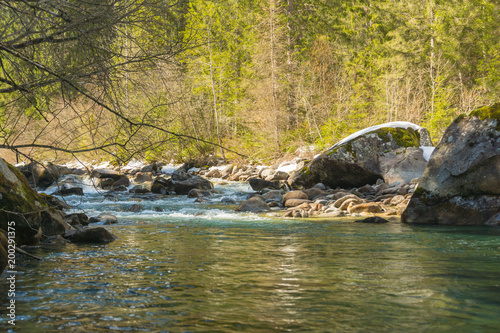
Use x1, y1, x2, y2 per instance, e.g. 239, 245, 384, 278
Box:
356, 216, 389, 224
52, 185, 84, 196
98, 178, 115, 189
65, 213, 89, 226
248, 178, 280, 192
284, 198, 312, 208
109, 185, 128, 192
153, 207, 164, 212
221, 197, 237, 205
403, 104, 500, 225
66, 227, 117, 244
187, 189, 212, 198
235, 196, 270, 213
151, 175, 175, 195
126, 204, 144, 213
89, 213, 118, 224
112, 176, 130, 188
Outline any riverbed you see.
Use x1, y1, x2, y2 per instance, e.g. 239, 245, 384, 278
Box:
1, 181, 500, 332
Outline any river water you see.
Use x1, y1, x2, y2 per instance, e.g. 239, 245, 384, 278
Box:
1, 181, 500, 332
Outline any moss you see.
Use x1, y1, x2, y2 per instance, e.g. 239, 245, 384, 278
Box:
375, 127, 420, 148
0, 161, 44, 245
469, 103, 500, 130
453, 113, 467, 124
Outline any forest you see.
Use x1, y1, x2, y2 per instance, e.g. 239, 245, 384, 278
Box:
0, 0, 499, 164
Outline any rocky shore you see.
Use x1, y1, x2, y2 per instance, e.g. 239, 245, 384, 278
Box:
1, 104, 499, 274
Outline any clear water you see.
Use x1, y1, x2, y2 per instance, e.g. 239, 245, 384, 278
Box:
2, 182, 500, 332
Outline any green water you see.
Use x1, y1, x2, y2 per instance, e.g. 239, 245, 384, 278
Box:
2, 219, 500, 332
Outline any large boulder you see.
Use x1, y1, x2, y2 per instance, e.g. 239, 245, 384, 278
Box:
288, 122, 431, 189
402, 104, 500, 225
0, 158, 70, 245
20, 161, 60, 190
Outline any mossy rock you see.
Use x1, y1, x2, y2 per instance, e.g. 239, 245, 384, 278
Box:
469, 103, 500, 130
374, 127, 420, 148
0, 158, 45, 245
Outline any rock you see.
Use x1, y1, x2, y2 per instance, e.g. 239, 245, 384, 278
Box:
41, 209, 72, 238
284, 198, 312, 208
20, 161, 61, 190
288, 123, 430, 189
187, 189, 212, 198
339, 198, 362, 211
333, 194, 361, 208
90, 168, 122, 180
151, 175, 175, 194
303, 187, 327, 200
262, 190, 283, 201
134, 172, 153, 183
129, 185, 150, 194
66, 227, 117, 244
221, 197, 236, 204
282, 190, 309, 204
109, 185, 128, 192
389, 195, 405, 206
0, 232, 8, 274
266, 171, 289, 181
259, 167, 276, 179
126, 204, 144, 212
52, 185, 84, 196
358, 184, 376, 194
40, 193, 72, 210
42, 234, 70, 245
356, 216, 389, 224
402, 104, 500, 225
235, 196, 270, 212
206, 168, 222, 178
0, 158, 56, 245
65, 213, 89, 226
172, 175, 213, 195
112, 176, 130, 188
379, 147, 428, 185
312, 183, 328, 190
98, 178, 115, 189
89, 213, 118, 224
140, 162, 163, 174
348, 202, 384, 214
248, 178, 280, 192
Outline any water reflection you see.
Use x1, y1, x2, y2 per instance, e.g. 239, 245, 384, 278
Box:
1, 220, 500, 332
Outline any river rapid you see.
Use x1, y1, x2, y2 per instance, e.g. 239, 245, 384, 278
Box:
1, 180, 500, 332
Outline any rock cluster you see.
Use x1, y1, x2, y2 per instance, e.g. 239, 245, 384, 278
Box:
402, 104, 500, 225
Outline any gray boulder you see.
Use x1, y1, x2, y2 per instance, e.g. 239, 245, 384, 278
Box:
402, 104, 500, 225
235, 196, 270, 213
288, 124, 431, 189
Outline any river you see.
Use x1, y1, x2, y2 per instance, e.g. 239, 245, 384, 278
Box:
1, 181, 500, 332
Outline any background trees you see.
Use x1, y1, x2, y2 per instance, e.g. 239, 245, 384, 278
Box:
1, 0, 498, 164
